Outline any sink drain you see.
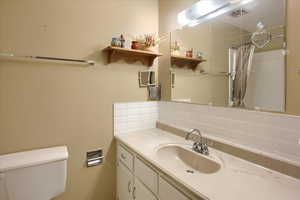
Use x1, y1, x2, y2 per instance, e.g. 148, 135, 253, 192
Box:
186, 169, 194, 174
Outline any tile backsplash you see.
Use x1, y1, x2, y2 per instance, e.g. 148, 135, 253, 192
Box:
158, 101, 300, 165
114, 102, 158, 135
113, 101, 300, 165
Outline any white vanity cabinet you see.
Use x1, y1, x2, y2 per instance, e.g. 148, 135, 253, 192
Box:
133, 177, 157, 200
117, 143, 193, 200
117, 161, 133, 200
134, 157, 158, 195
159, 177, 190, 200
117, 160, 157, 200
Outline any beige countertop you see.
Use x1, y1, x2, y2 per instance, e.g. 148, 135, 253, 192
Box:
115, 128, 300, 200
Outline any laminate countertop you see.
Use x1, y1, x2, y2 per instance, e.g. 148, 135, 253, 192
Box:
115, 128, 300, 200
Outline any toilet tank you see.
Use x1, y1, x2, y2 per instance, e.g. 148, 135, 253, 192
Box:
0, 146, 68, 200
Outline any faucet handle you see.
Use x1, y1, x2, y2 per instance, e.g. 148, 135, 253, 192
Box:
201, 143, 209, 155
192, 142, 202, 153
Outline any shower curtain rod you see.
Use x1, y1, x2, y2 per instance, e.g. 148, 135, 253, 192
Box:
228, 25, 285, 39
0, 53, 95, 65
231, 33, 285, 49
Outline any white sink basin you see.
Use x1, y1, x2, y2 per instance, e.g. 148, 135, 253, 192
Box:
156, 144, 221, 174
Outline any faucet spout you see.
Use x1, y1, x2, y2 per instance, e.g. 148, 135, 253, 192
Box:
186, 129, 202, 143
185, 128, 209, 156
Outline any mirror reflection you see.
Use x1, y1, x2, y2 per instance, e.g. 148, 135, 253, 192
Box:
170, 0, 286, 112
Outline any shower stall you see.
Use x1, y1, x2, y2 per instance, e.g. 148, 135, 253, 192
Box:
228, 25, 286, 112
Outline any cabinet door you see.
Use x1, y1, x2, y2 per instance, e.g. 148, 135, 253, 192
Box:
133, 178, 157, 200
134, 157, 158, 195
159, 177, 190, 200
117, 161, 133, 200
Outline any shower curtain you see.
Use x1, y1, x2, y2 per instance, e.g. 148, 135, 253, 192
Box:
230, 44, 255, 107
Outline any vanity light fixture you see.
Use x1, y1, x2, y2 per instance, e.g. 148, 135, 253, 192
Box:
177, 0, 255, 27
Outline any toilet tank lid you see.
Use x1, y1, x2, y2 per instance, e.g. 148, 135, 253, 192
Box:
0, 146, 68, 172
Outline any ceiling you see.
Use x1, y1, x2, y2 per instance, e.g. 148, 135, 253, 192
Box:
220, 0, 286, 32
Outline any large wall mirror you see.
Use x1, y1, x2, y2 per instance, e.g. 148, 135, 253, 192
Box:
169, 0, 287, 113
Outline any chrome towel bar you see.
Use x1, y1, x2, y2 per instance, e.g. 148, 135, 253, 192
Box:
0, 53, 95, 65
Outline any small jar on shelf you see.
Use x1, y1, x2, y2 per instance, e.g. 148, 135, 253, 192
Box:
131, 41, 139, 50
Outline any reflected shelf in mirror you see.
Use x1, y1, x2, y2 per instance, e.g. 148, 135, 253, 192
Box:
171, 55, 207, 70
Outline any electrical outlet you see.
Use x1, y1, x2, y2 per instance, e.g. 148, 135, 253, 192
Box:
298, 139, 300, 145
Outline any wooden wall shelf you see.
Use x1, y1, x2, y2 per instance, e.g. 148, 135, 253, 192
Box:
171, 55, 207, 70
103, 46, 163, 67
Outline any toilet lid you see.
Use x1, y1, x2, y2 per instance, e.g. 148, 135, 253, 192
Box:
0, 146, 68, 172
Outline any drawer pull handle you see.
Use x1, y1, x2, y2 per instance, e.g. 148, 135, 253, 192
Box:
132, 186, 136, 200
121, 153, 126, 160
128, 181, 131, 193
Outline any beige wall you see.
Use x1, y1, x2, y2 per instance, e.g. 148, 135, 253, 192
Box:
171, 21, 243, 106
0, 0, 158, 200
158, 0, 198, 100
159, 0, 233, 104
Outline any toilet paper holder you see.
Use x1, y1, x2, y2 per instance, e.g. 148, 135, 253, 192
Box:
86, 149, 104, 167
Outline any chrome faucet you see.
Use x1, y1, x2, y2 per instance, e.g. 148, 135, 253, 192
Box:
185, 129, 209, 155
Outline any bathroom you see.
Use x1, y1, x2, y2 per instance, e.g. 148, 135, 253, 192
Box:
0, 0, 299, 200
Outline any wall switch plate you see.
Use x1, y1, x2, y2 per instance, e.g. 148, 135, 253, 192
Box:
298, 139, 300, 145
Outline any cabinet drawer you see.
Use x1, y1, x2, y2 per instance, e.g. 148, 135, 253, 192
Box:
117, 145, 134, 171
159, 177, 190, 200
135, 157, 158, 195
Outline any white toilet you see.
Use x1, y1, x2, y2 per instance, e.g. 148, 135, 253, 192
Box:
0, 146, 68, 200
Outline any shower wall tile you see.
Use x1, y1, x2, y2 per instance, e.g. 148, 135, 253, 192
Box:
158, 101, 300, 165
114, 102, 158, 135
